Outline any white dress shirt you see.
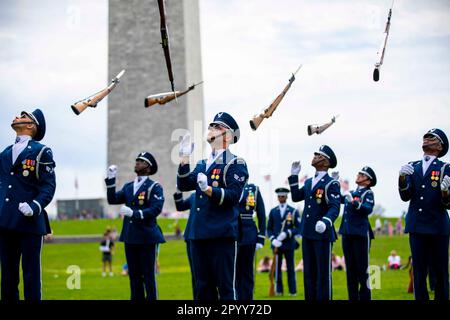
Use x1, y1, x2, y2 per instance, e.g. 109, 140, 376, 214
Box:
12, 135, 32, 164
279, 203, 287, 218
206, 148, 225, 171
422, 154, 436, 176
133, 176, 148, 195
311, 171, 327, 190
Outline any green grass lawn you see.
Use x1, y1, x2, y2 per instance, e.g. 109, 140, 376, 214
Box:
38, 234, 416, 300
8, 218, 445, 300
49, 218, 187, 236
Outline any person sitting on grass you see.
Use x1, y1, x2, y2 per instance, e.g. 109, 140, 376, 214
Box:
257, 256, 272, 273
388, 250, 401, 269
331, 252, 346, 271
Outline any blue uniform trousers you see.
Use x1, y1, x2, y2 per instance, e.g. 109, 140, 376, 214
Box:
236, 243, 256, 300
302, 238, 332, 300
124, 243, 158, 301
185, 240, 197, 299
0, 228, 42, 301
342, 234, 371, 300
191, 238, 237, 301
409, 233, 449, 301
274, 247, 296, 295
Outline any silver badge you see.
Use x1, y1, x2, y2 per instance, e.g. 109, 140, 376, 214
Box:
23, 170, 29, 177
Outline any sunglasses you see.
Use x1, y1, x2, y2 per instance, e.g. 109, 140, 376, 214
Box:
208, 123, 226, 130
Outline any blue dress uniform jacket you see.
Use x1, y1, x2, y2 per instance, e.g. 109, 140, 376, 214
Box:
177, 149, 249, 240
0, 140, 56, 235
238, 184, 266, 245
174, 192, 195, 240
339, 187, 375, 238
288, 174, 341, 241
267, 205, 300, 250
399, 159, 450, 235
105, 177, 165, 244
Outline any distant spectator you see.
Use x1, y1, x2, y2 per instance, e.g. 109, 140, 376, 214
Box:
257, 256, 272, 273
99, 230, 115, 277
388, 222, 394, 237
388, 250, 401, 269
295, 259, 304, 272
395, 218, 403, 235
174, 219, 182, 238
331, 253, 346, 271
375, 218, 382, 235
383, 220, 389, 235
110, 227, 118, 241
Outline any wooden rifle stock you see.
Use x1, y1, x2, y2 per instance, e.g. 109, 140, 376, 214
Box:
268, 247, 278, 297
144, 82, 203, 108
250, 66, 301, 131
307, 115, 338, 136
71, 69, 125, 115
268, 218, 287, 297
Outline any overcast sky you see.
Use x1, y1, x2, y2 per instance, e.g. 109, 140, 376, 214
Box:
1, 0, 449, 217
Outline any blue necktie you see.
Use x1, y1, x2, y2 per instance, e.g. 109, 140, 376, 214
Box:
424, 155, 430, 162
15, 137, 20, 144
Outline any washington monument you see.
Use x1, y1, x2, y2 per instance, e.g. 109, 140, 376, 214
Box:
108, 0, 204, 212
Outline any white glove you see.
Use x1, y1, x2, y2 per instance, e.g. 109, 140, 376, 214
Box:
399, 164, 414, 176
331, 171, 339, 180
256, 243, 264, 250
291, 161, 301, 175
272, 239, 282, 248
107, 165, 118, 179
179, 133, 194, 157
277, 231, 287, 241
315, 220, 326, 234
344, 191, 353, 203
18, 202, 33, 217
197, 173, 209, 191
441, 175, 450, 192
119, 205, 133, 217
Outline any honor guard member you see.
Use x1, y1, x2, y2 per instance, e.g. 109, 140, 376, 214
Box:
177, 112, 249, 301
267, 187, 300, 296
288, 145, 341, 301
105, 152, 165, 301
173, 188, 197, 299
236, 182, 266, 300
0, 109, 55, 301
338, 166, 377, 301
399, 128, 450, 301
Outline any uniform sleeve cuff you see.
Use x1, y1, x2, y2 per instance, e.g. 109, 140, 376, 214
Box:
177, 164, 191, 178
211, 187, 225, 205
30, 200, 42, 215
105, 177, 116, 188
288, 175, 299, 187
322, 217, 333, 227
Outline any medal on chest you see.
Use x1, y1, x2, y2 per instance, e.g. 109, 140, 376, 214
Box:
245, 190, 255, 211
211, 169, 221, 187
22, 159, 36, 177
285, 212, 293, 227
138, 191, 146, 205
431, 171, 439, 188
315, 189, 324, 204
